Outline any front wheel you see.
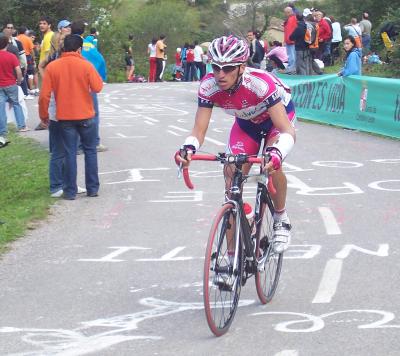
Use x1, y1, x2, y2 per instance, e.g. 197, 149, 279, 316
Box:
255, 200, 283, 304
203, 203, 243, 336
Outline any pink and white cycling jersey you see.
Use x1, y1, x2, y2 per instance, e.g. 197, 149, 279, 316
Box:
198, 67, 292, 124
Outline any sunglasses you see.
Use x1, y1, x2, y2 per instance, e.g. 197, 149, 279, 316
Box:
211, 64, 241, 73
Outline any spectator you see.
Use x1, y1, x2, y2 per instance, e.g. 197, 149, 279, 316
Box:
124, 34, 134, 82
330, 16, 342, 65
359, 12, 372, 53
173, 47, 183, 81
338, 35, 361, 76
17, 26, 35, 97
315, 11, 332, 62
39, 34, 103, 200
185, 44, 196, 81
289, 11, 312, 75
180, 42, 189, 81
322, 12, 333, 66
27, 31, 40, 95
155, 34, 167, 82
247, 30, 264, 69
344, 18, 362, 49
265, 41, 288, 73
283, 7, 297, 73
85, 28, 98, 48
147, 37, 157, 82
38, 16, 54, 63
71, 20, 108, 153
0, 35, 27, 139
194, 41, 205, 80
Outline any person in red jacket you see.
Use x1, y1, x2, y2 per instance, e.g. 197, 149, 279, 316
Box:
283, 6, 297, 73
39, 35, 103, 200
315, 11, 332, 61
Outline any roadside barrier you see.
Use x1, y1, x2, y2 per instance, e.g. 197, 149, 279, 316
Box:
278, 73, 400, 139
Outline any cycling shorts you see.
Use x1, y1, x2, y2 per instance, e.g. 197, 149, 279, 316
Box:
228, 100, 296, 155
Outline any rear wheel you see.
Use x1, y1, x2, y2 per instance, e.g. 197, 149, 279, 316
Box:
255, 198, 283, 304
203, 203, 243, 336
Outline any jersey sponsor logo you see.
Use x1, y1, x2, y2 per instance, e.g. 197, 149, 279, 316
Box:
198, 77, 220, 98
242, 71, 270, 98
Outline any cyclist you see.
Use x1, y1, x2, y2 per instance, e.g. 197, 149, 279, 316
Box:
176, 35, 296, 254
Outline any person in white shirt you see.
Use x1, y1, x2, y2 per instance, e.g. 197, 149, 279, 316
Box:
193, 41, 205, 80
330, 16, 342, 64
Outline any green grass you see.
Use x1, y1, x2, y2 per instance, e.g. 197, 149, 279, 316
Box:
324, 62, 399, 78
0, 126, 53, 253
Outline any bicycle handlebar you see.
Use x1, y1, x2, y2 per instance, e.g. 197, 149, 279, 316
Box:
180, 153, 276, 194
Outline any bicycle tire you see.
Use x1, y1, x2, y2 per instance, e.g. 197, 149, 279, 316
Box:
203, 203, 243, 336
255, 195, 283, 304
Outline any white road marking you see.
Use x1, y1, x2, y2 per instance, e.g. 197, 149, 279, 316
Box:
318, 207, 342, 235
204, 136, 225, 146
312, 259, 343, 303
167, 130, 181, 136
79, 246, 150, 262
144, 120, 155, 125
168, 125, 189, 132
274, 351, 299, 356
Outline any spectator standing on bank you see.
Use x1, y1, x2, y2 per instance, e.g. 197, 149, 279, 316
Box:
338, 35, 362, 77
39, 35, 103, 200
344, 18, 362, 49
85, 28, 98, 49
155, 34, 166, 82
27, 31, 40, 95
247, 30, 264, 69
17, 26, 34, 96
0, 36, 27, 139
194, 41, 205, 80
185, 44, 196, 81
38, 17, 54, 64
283, 7, 297, 73
71, 21, 107, 153
330, 17, 342, 65
289, 10, 312, 75
147, 37, 157, 82
124, 34, 134, 82
173, 47, 183, 81
315, 11, 332, 61
359, 12, 372, 53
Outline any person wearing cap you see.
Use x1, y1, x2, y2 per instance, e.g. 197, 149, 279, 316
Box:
57, 20, 71, 34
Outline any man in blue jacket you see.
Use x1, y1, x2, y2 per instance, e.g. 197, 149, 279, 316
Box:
71, 21, 108, 152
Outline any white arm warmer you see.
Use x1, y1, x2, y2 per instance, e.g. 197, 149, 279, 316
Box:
272, 133, 295, 160
183, 136, 200, 151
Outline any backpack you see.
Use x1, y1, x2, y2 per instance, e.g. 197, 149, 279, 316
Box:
304, 22, 316, 45
307, 22, 320, 49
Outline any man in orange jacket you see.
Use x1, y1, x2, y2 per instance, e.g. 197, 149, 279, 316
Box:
39, 34, 103, 200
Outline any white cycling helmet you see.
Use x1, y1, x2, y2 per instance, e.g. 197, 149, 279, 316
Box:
208, 35, 249, 66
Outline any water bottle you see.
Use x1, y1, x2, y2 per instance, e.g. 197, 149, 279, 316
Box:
243, 202, 256, 236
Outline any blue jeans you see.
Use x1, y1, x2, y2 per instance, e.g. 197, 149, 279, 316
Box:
78, 93, 99, 149
49, 120, 65, 193
0, 85, 26, 135
285, 44, 296, 72
60, 119, 99, 199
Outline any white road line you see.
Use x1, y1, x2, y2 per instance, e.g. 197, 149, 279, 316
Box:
142, 116, 159, 123
204, 136, 225, 146
312, 259, 343, 303
318, 207, 342, 235
274, 351, 299, 356
169, 125, 189, 132
144, 120, 155, 125
167, 130, 181, 136
161, 247, 186, 259
110, 104, 120, 108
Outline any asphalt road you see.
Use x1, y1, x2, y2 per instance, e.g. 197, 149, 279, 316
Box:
0, 81, 399, 356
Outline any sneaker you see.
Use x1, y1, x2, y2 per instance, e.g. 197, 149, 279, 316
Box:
50, 189, 63, 198
0, 136, 10, 148
272, 221, 292, 254
87, 192, 98, 197
18, 127, 30, 132
24, 95, 35, 100
34, 123, 47, 131
77, 186, 87, 194
96, 144, 108, 152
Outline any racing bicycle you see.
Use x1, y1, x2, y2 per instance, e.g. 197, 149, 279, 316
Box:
179, 152, 283, 336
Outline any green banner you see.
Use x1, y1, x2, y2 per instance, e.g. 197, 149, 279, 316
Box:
277, 73, 400, 139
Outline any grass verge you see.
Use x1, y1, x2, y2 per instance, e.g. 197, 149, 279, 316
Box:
0, 127, 52, 254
